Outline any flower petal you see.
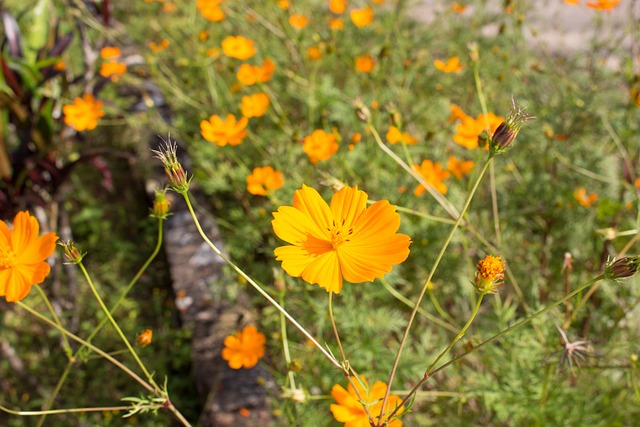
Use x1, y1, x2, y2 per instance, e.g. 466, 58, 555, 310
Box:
292, 185, 333, 234
338, 233, 411, 283
300, 251, 342, 293
272, 206, 328, 245
329, 186, 368, 228
274, 245, 316, 277
11, 211, 39, 254
351, 200, 401, 241
16, 232, 58, 265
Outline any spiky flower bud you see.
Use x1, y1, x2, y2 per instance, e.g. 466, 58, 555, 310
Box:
151, 188, 170, 219
604, 256, 640, 280
353, 99, 371, 123
490, 99, 533, 155
152, 135, 190, 194
59, 240, 84, 264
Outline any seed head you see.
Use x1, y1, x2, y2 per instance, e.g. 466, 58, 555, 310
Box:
152, 135, 190, 194
490, 98, 533, 155
604, 256, 640, 280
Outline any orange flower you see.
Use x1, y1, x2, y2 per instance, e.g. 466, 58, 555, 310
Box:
241, 93, 270, 118
289, 14, 309, 29
453, 112, 504, 149
573, 187, 598, 207
100, 46, 121, 59
196, 0, 225, 21
63, 94, 105, 131
386, 126, 417, 145
586, 0, 620, 10
149, 39, 170, 52
413, 160, 450, 195
0, 211, 58, 302
278, 0, 290, 9
448, 103, 472, 123
447, 155, 474, 179
434, 56, 464, 73
329, 17, 344, 30
307, 46, 322, 61
354, 54, 376, 73
330, 376, 405, 427
163, 2, 176, 12
99, 61, 127, 81
221, 325, 266, 369
450, 2, 467, 12
474, 255, 505, 294
136, 329, 153, 347
329, 0, 347, 14
303, 129, 339, 164
350, 6, 374, 27
272, 185, 411, 293
236, 59, 275, 86
246, 166, 284, 195
563, 0, 580, 4
200, 114, 248, 146
222, 35, 256, 60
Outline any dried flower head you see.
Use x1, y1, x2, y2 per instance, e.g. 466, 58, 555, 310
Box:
604, 256, 640, 281
152, 136, 190, 193
474, 255, 505, 294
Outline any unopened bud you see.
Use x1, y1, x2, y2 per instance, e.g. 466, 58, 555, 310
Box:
490, 99, 533, 155
353, 100, 371, 123
152, 135, 190, 193
59, 240, 84, 264
604, 256, 640, 280
151, 189, 170, 219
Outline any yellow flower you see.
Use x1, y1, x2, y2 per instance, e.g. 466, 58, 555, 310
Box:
350, 6, 374, 28
246, 166, 284, 196
450, 2, 467, 12
453, 112, 504, 150
222, 35, 256, 60
330, 376, 405, 427
413, 160, 450, 195
434, 56, 464, 73
289, 14, 309, 29
196, 0, 225, 21
354, 54, 376, 73
99, 61, 127, 81
563, 0, 580, 4
447, 155, 474, 179
272, 185, 411, 293
278, 0, 290, 9
329, 0, 347, 14
221, 325, 266, 369
200, 114, 248, 146
586, 0, 620, 10
474, 255, 505, 294
303, 129, 339, 164
241, 93, 270, 118
573, 187, 598, 207
63, 94, 105, 131
100, 46, 121, 59
0, 211, 58, 302
386, 126, 417, 145
307, 46, 323, 61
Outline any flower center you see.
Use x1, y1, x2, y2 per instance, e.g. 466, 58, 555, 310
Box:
0, 248, 17, 269
328, 219, 354, 249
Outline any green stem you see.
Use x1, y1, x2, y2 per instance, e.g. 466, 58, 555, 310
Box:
425, 293, 485, 375
279, 292, 297, 391
386, 274, 604, 419
1, 404, 134, 416
78, 262, 157, 389
37, 219, 164, 427
379, 154, 494, 420
16, 301, 154, 394
181, 192, 342, 369
34, 286, 72, 357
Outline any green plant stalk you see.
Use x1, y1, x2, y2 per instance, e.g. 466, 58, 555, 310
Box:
78, 262, 158, 390
386, 274, 605, 419
379, 154, 493, 421
34, 285, 72, 357
0, 404, 136, 416
279, 292, 297, 391
37, 219, 164, 427
181, 192, 342, 369
16, 301, 154, 393
424, 293, 485, 375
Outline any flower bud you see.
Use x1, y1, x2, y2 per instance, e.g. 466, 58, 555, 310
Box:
137, 329, 153, 347
151, 188, 170, 219
604, 256, 640, 280
489, 99, 533, 155
474, 255, 505, 294
59, 240, 84, 264
353, 99, 371, 123
152, 135, 190, 193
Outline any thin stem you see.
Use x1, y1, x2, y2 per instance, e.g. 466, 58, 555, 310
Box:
424, 293, 485, 375
379, 155, 494, 420
181, 192, 342, 369
328, 293, 348, 365
37, 219, 164, 427
387, 274, 604, 417
16, 302, 154, 394
78, 262, 157, 389
0, 404, 133, 416
34, 286, 72, 356
279, 292, 297, 391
